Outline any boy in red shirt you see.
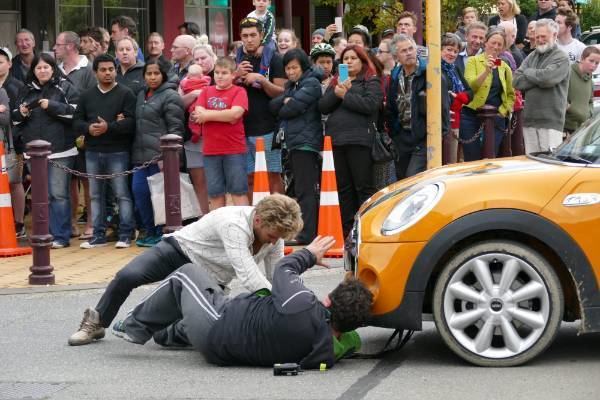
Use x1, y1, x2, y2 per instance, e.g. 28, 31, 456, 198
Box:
191, 57, 249, 208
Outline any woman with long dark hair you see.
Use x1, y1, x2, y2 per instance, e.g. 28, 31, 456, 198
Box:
132, 59, 184, 247
319, 45, 383, 237
12, 53, 80, 248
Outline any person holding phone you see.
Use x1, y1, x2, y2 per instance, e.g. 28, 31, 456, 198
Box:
319, 45, 382, 238
12, 53, 80, 248
459, 28, 515, 161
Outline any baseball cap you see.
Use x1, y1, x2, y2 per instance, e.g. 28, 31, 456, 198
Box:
0, 47, 13, 61
382, 29, 395, 38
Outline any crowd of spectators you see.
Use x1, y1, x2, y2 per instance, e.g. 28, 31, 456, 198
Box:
0, 0, 599, 250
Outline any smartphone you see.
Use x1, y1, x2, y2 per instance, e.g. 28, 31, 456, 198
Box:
26, 99, 40, 110
338, 63, 349, 83
334, 17, 343, 33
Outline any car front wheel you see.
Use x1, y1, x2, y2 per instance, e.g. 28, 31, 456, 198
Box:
432, 240, 564, 367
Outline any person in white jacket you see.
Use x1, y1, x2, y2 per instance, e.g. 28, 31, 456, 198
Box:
68, 193, 303, 346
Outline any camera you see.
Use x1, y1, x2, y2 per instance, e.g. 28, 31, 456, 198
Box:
273, 363, 300, 376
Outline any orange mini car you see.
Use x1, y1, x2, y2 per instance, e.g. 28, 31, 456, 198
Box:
345, 117, 600, 367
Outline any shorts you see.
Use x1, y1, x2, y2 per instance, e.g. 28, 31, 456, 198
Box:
246, 132, 282, 174
5, 151, 23, 184
204, 153, 248, 197
184, 138, 204, 169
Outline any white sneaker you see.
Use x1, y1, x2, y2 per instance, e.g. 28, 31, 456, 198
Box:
80, 238, 108, 249
68, 308, 105, 346
115, 239, 131, 249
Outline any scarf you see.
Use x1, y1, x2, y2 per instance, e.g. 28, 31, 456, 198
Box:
441, 60, 465, 93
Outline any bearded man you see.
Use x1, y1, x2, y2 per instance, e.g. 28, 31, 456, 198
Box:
514, 18, 570, 153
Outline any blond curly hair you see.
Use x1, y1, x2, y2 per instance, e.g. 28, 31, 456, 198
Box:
254, 194, 303, 240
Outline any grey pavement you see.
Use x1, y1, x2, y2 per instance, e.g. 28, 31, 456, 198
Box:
0, 264, 599, 400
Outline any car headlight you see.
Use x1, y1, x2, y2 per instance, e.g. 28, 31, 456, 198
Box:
381, 183, 445, 236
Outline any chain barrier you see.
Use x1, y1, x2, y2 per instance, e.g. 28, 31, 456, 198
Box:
1, 157, 25, 172
47, 154, 162, 179
453, 122, 484, 145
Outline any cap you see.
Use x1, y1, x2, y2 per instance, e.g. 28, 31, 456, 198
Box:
312, 28, 326, 38
0, 47, 13, 61
382, 29, 395, 38
349, 25, 371, 47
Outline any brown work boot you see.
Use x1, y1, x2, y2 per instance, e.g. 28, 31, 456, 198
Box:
68, 308, 105, 346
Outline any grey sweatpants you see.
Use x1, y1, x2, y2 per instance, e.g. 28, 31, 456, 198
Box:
123, 263, 227, 354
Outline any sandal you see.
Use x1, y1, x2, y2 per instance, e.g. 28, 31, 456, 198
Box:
71, 225, 80, 238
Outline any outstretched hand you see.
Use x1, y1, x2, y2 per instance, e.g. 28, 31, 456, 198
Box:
305, 236, 336, 268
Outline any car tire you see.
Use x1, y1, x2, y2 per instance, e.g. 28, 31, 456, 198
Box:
432, 240, 564, 367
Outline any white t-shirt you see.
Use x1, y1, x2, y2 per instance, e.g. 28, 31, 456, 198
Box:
557, 39, 587, 64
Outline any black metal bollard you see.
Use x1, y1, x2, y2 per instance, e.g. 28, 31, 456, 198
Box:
478, 105, 498, 159
26, 140, 54, 285
511, 109, 525, 156
160, 134, 183, 234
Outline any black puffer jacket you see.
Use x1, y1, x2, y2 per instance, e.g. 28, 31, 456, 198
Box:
132, 81, 184, 164
318, 74, 383, 148
11, 77, 79, 154
269, 67, 323, 152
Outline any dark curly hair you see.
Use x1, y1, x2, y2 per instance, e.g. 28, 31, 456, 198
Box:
329, 278, 373, 332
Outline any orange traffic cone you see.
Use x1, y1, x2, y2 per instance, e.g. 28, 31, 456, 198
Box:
252, 137, 270, 206
0, 142, 31, 257
317, 136, 344, 258
252, 138, 293, 255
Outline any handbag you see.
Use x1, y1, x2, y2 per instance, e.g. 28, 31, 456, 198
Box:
370, 123, 398, 163
147, 172, 202, 225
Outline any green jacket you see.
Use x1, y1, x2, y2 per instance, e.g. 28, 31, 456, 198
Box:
463, 53, 515, 117
564, 62, 593, 131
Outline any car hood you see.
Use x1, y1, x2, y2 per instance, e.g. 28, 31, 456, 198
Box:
360, 156, 581, 218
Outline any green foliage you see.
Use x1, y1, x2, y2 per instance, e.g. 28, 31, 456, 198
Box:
580, 0, 600, 31
313, 0, 404, 34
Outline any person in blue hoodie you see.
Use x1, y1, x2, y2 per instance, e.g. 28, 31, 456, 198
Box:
270, 49, 323, 245
387, 34, 450, 180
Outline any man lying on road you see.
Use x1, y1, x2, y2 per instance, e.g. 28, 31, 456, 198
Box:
69, 194, 303, 346
113, 236, 373, 369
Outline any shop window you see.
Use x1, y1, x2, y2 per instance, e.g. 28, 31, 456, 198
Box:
58, 0, 93, 34
185, 0, 231, 57
104, 0, 148, 49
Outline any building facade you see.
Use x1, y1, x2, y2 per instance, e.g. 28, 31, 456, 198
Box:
0, 0, 340, 58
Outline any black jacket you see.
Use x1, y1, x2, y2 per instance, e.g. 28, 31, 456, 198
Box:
132, 82, 184, 164
1, 75, 25, 112
270, 67, 323, 152
205, 249, 336, 369
319, 74, 383, 148
116, 61, 145, 95
73, 84, 136, 153
387, 58, 450, 149
488, 14, 528, 45
12, 77, 79, 154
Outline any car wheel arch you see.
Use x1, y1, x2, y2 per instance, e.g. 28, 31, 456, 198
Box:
405, 209, 596, 325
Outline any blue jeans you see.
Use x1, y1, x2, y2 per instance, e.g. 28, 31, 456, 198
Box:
132, 163, 161, 235
459, 108, 506, 161
48, 156, 76, 245
204, 153, 248, 197
86, 151, 134, 240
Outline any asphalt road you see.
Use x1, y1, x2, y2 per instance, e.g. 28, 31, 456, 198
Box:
1, 266, 599, 400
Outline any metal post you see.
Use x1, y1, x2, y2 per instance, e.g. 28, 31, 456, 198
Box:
337, 1, 344, 17
26, 140, 54, 285
283, 0, 292, 29
511, 109, 525, 156
478, 105, 498, 159
425, 0, 441, 169
160, 134, 183, 234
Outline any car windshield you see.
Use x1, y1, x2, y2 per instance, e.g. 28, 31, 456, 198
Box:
551, 116, 600, 165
